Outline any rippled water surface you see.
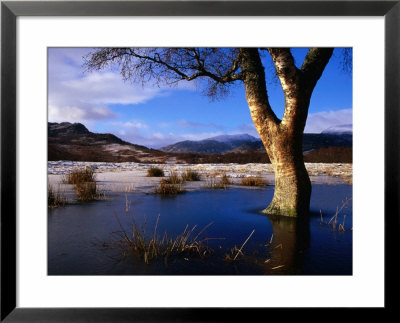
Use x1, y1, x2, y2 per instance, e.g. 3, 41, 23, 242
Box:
48, 185, 352, 275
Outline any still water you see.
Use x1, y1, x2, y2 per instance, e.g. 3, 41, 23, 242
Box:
48, 185, 352, 275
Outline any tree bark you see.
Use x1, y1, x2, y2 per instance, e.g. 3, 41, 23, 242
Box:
240, 48, 333, 217
263, 128, 311, 216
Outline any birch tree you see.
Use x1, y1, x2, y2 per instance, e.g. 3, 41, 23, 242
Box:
84, 48, 334, 217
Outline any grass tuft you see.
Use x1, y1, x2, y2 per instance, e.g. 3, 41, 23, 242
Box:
240, 176, 266, 187
112, 214, 215, 264
164, 171, 184, 184
75, 182, 101, 201
205, 171, 231, 189
220, 173, 231, 185
63, 167, 95, 185
147, 167, 164, 177
181, 169, 201, 181
154, 179, 184, 196
48, 185, 65, 208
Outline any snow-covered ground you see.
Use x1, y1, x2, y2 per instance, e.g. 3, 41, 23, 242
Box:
48, 161, 352, 195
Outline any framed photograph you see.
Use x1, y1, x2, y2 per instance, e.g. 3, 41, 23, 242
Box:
1, 0, 398, 321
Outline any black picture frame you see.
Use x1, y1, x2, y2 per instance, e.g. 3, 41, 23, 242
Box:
1, 0, 398, 321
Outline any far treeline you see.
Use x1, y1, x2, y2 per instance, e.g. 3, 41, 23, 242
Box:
176, 146, 352, 164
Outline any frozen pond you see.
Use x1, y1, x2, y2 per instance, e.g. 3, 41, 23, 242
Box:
48, 184, 352, 275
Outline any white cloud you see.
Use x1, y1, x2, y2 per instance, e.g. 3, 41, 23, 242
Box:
48, 104, 116, 123
305, 109, 352, 133
110, 120, 149, 130
55, 72, 160, 106
48, 48, 170, 124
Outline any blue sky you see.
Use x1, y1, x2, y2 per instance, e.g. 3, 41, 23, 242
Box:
48, 48, 352, 148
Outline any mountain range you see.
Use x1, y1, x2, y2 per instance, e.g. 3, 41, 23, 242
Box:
160, 133, 260, 154
48, 122, 352, 163
321, 124, 352, 135
160, 131, 352, 154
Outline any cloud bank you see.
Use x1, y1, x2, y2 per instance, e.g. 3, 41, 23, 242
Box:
305, 109, 352, 133
48, 48, 163, 123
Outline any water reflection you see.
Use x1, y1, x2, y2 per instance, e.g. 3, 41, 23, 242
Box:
48, 185, 352, 275
265, 214, 310, 274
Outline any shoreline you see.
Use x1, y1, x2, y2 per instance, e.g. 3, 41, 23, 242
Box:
48, 161, 352, 195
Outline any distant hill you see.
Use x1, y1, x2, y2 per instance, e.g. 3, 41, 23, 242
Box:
302, 133, 352, 152
160, 132, 352, 154
48, 122, 167, 163
160, 133, 261, 153
207, 133, 259, 143
321, 124, 352, 135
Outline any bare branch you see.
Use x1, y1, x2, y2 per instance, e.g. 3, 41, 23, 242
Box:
267, 48, 300, 93
83, 48, 243, 99
301, 48, 334, 90
239, 48, 279, 134
267, 48, 333, 130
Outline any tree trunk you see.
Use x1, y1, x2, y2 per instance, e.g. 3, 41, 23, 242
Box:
239, 48, 333, 217
262, 129, 311, 217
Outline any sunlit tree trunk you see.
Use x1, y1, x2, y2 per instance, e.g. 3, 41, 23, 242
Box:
264, 129, 311, 216
240, 48, 333, 217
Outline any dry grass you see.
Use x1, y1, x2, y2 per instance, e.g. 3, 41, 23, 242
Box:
181, 169, 201, 181
75, 182, 103, 201
62, 167, 95, 185
154, 179, 184, 196
48, 185, 65, 208
340, 173, 353, 184
224, 229, 255, 262
240, 176, 266, 187
220, 173, 231, 185
147, 167, 165, 177
205, 171, 231, 189
164, 170, 184, 185
320, 197, 352, 231
112, 214, 215, 264
61, 166, 105, 202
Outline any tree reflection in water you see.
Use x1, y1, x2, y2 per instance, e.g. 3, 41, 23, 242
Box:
265, 214, 310, 274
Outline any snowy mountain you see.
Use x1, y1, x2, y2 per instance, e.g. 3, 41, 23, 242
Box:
161, 132, 352, 154
160, 134, 259, 154
321, 124, 352, 135
207, 134, 259, 143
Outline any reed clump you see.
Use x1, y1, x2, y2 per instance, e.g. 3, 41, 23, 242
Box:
48, 185, 65, 208
61, 166, 104, 201
154, 179, 184, 196
164, 171, 184, 185
62, 166, 95, 185
147, 167, 164, 177
112, 214, 215, 264
205, 171, 231, 189
75, 182, 101, 201
240, 176, 266, 187
181, 169, 201, 181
